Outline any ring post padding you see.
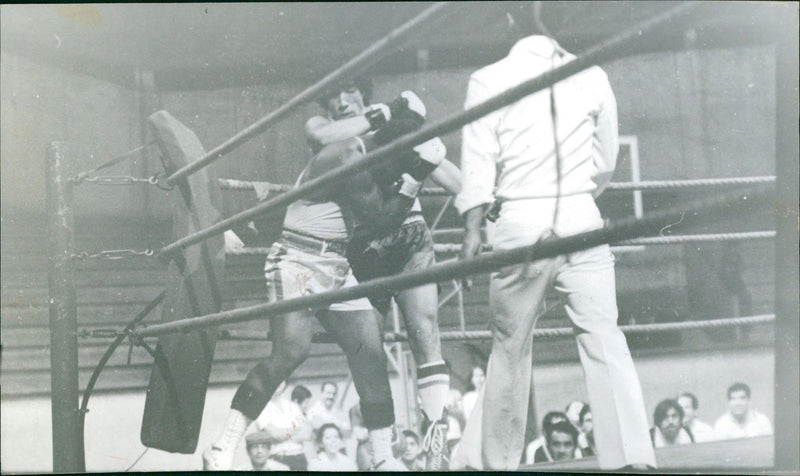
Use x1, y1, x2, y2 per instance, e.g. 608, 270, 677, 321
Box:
140, 111, 226, 454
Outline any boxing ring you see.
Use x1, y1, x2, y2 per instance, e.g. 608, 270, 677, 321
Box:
43, 2, 798, 472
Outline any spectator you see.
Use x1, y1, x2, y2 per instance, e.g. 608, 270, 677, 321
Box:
577, 405, 596, 456
308, 423, 357, 471
533, 420, 579, 463
255, 384, 315, 470
461, 366, 485, 420
564, 400, 586, 431
400, 430, 426, 470
236, 431, 290, 471
308, 382, 351, 437
676, 392, 715, 443
650, 399, 694, 448
524, 411, 573, 465
713, 382, 773, 440
446, 389, 465, 453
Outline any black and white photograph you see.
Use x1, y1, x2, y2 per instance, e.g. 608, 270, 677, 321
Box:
1, 2, 797, 473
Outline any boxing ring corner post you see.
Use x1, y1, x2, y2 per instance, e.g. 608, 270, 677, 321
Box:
773, 6, 799, 472
45, 141, 85, 472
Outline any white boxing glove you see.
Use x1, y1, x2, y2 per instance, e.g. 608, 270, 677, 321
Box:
413, 136, 446, 167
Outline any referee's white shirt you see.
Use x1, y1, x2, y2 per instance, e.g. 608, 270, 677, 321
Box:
455, 35, 619, 217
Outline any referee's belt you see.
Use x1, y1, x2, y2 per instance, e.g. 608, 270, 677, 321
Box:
280, 228, 348, 256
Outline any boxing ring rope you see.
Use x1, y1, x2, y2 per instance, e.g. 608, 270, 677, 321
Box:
133, 185, 770, 339
426, 231, 777, 253
385, 314, 776, 342
142, 313, 768, 344
217, 175, 777, 196
164, 2, 451, 185
226, 231, 776, 256
158, 2, 699, 258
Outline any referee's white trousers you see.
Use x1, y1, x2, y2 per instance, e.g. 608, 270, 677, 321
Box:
453, 196, 655, 470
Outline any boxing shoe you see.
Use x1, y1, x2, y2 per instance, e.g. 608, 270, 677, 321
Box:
421, 409, 450, 470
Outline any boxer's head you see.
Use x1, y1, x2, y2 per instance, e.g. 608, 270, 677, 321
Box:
318, 76, 373, 120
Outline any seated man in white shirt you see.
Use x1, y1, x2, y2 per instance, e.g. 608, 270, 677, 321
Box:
255, 384, 315, 470
713, 382, 773, 440
649, 399, 694, 448
237, 431, 290, 471
676, 391, 715, 443
307, 382, 352, 437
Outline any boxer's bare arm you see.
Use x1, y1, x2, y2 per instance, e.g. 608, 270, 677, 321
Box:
305, 115, 372, 149
303, 138, 416, 233
429, 158, 462, 195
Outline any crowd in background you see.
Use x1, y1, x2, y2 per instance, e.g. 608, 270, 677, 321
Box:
521, 382, 773, 466
235, 376, 772, 470
234, 364, 487, 471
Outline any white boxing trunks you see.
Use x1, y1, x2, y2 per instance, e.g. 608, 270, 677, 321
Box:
265, 228, 373, 312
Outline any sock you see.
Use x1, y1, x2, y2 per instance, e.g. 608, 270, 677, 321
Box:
369, 426, 394, 464
213, 408, 252, 463
417, 360, 450, 421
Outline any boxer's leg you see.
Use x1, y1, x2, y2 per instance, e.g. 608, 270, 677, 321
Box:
317, 308, 404, 470
204, 311, 314, 469
396, 283, 448, 419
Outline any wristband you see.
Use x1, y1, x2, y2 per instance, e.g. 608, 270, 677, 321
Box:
396, 173, 422, 198
365, 105, 389, 131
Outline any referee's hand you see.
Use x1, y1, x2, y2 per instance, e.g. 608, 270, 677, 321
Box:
459, 228, 482, 291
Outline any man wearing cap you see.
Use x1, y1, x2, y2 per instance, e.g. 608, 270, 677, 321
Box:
237, 432, 290, 471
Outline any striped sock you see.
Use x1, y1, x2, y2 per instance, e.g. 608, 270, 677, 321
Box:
417, 360, 449, 421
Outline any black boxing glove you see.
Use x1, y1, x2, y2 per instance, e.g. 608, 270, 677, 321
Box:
363, 103, 391, 131
389, 90, 426, 125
